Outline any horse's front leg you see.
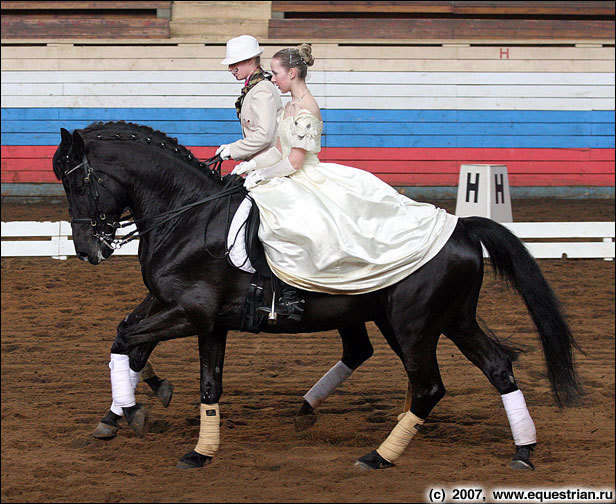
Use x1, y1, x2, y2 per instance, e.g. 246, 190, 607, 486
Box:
295, 322, 374, 431
93, 295, 174, 439
106, 303, 198, 438
177, 325, 228, 469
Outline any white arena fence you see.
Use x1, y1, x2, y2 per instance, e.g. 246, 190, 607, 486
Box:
1, 221, 614, 261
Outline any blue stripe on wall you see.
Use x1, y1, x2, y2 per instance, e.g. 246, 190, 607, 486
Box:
4, 120, 614, 137
2, 108, 614, 148
2, 133, 614, 148
3, 108, 614, 122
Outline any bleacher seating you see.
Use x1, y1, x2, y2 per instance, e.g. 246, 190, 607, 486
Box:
269, 1, 615, 40
0, 1, 171, 39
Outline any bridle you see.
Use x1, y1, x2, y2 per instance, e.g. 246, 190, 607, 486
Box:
62, 151, 243, 251
62, 151, 125, 249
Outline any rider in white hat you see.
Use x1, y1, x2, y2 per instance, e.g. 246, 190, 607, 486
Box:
215, 35, 283, 164
216, 36, 303, 321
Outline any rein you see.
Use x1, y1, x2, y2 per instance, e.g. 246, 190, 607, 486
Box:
114, 185, 242, 249
63, 152, 244, 250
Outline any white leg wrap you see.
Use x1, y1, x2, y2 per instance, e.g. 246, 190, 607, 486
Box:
376, 411, 424, 464
110, 403, 124, 416
110, 367, 140, 416
194, 403, 220, 457
501, 389, 537, 446
109, 353, 136, 412
303, 361, 353, 409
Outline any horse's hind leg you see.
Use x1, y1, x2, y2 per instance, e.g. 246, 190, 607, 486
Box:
295, 323, 374, 431
446, 321, 537, 470
356, 327, 445, 471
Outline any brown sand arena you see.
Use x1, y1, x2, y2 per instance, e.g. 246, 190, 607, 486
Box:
1, 198, 614, 503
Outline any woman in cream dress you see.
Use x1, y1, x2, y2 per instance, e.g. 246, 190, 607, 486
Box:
234, 44, 458, 296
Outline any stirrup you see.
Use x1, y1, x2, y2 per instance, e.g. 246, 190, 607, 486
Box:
257, 298, 304, 322
262, 290, 279, 324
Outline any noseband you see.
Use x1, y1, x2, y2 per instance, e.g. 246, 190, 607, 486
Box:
62, 152, 123, 249
63, 151, 241, 250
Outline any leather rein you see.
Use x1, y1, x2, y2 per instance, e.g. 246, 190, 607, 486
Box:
62, 153, 244, 251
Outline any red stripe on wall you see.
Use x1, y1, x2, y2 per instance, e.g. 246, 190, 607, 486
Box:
2, 146, 614, 186
320, 147, 615, 162
6, 157, 612, 175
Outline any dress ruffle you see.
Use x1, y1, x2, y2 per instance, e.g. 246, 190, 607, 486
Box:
289, 111, 322, 153
249, 109, 458, 294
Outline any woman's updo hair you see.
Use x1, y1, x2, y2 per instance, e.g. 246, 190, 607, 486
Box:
272, 43, 314, 80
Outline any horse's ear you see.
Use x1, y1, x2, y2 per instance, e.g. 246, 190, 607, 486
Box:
71, 130, 85, 159
60, 128, 72, 147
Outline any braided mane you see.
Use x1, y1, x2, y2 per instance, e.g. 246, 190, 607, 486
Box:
81, 121, 218, 177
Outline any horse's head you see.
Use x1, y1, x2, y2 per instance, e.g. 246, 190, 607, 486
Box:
53, 128, 126, 264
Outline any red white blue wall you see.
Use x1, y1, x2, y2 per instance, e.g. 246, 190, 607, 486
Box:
1, 43, 614, 198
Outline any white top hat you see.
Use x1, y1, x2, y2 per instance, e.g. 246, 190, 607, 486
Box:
221, 35, 264, 65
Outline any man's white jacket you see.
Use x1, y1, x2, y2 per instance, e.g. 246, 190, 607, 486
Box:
228, 79, 283, 161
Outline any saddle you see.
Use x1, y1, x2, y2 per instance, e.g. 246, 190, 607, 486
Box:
243, 199, 272, 279
225, 182, 305, 331
226, 194, 273, 333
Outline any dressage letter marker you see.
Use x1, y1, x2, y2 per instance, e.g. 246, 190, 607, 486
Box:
455, 164, 513, 222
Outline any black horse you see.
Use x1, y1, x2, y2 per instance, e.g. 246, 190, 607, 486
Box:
53, 121, 581, 471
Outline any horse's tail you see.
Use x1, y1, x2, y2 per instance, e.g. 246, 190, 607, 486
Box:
461, 216, 583, 407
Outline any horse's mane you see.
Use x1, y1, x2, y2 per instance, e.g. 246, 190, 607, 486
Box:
81, 121, 220, 178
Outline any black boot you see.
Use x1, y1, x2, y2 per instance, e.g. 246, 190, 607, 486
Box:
258, 282, 305, 321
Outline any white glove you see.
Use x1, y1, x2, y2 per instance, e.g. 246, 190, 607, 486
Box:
243, 157, 296, 191
251, 147, 283, 169
231, 159, 256, 176
243, 170, 263, 191
215, 144, 231, 160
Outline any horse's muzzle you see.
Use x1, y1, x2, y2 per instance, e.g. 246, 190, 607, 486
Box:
76, 249, 104, 265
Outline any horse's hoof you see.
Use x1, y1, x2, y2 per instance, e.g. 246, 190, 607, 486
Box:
354, 450, 395, 471
510, 443, 535, 471
176, 450, 213, 469
155, 379, 174, 408
294, 413, 317, 431
123, 403, 149, 437
92, 421, 119, 439
510, 459, 535, 470
93, 410, 121, 439
294, 400, 317, 431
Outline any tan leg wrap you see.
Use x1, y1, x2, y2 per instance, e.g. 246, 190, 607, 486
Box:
139, 361, 156, 381
376, 411, 424, 463
194, 403, 220, 457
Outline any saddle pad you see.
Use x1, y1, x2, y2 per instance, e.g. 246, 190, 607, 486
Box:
227, 197, 256, 273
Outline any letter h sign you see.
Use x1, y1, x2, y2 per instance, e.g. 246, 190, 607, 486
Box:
455, 164, 513, 222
